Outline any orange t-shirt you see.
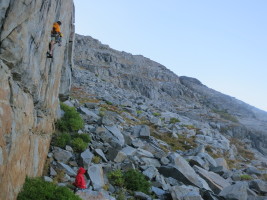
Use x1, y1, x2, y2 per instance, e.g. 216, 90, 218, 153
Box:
52, 22, 61, 33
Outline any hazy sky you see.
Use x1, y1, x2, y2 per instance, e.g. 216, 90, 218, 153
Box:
73, 0, 267, 112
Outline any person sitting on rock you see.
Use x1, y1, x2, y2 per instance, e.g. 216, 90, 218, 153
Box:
47, 21, 63, 58
73, 167, 87, 192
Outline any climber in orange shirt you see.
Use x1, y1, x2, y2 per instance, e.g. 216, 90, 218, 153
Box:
47, 21, 63, 58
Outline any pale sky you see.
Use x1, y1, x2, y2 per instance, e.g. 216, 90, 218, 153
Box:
73, 0, 267, 112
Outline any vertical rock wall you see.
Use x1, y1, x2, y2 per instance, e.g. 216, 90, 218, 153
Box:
0, 1, 74, 199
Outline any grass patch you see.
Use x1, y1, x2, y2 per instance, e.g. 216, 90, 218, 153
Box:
181, 124, 196, 130
136, 110, 143, 115
230, 138, 255, 161
92, 156, 101, 164
170, 118, 180, 124
151, 132, 197, 151
261, 174, 267, 181
17, 177, 81, 200
240, 174, 253, 180
153, 112, 161, 117
212, 109, 239, 123
100, 104, 122, 114
71, 87, 100, 104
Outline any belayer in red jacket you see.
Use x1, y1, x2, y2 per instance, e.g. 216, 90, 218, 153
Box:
73, 167, 87, 191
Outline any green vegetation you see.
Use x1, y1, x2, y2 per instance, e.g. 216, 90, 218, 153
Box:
240, 174, 253, 180
123, 169, 150, 194
53, 132, 71, 148
230, 138, 255, 161
212, 109, 239, 123
56, 103, 84, 132
181, 124, 196, 130
151, 132, 197, 152
152, 112, 161, 117
170, 118, 180, 124
92, 156, 101, 164
108, 170, 125, 187
261, 174, 267, 181
71, 138, 88, 152
72, 133, 91, 143
106, 101, 113, 105
52, 132, 90, 151
17, 177, 81, 200
107, 169, 150, 194
53, 169, 65, 184
136, 110, 143, 115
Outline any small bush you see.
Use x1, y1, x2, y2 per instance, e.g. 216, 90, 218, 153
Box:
153, 112, 161, 117
170, 118, 180, 124
116, 189, 127, 200
92, 156, 101, 164
53, 132, 71, 148
240, 174, 253, 180
71, 138, 87, 152
72, 133, 91, 143
56, 103, 84, 132
106, 101, 113, 105
123, 169, 150, 194
17, 177, 81, 200
136, 110, 143, 115
108, 170, 124, 187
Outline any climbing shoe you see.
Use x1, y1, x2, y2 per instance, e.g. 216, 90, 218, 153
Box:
46, 52, 53, 58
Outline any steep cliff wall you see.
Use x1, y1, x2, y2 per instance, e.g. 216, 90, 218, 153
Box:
0, 1, 74, 199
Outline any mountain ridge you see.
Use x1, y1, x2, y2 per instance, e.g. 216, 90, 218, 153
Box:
73, 34, 267, 156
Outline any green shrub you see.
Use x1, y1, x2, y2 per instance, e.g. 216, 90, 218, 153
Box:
170, 118, 180, 124
106, 101, 113, 105
92, 156, 101, 164
116, 189, 127, 200
71, 138, 87, 152
240, 174, 253, 180
108, 169, 124, 187
72, 133, 91, 143
17, 177, 81, 200
123, 169, 150, 194
53, 132, 71, 148
153, 112, 161, 117
136, 110, 143, 115
56, 103, 84, 132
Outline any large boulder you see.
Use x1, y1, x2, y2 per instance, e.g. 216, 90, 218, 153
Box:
170, 185, 204, 200
249, 179, 267, 195
219, 182, 248, 200
193, 165, 231, 194
159, 153, 211, 190
87, 164, 105, 190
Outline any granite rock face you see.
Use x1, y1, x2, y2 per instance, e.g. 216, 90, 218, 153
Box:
0, 1, 74, 199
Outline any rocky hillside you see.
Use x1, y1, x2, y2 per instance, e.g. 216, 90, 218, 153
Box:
37, 34, 263, 199
0, 1, 74, 199
74, 34, 267, 156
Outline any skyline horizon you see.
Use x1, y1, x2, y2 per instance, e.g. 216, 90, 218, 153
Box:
73, 0, 267, 112
75, 32, 267, 113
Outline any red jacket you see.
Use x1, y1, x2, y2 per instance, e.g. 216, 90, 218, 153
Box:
74, 167, 87, 189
